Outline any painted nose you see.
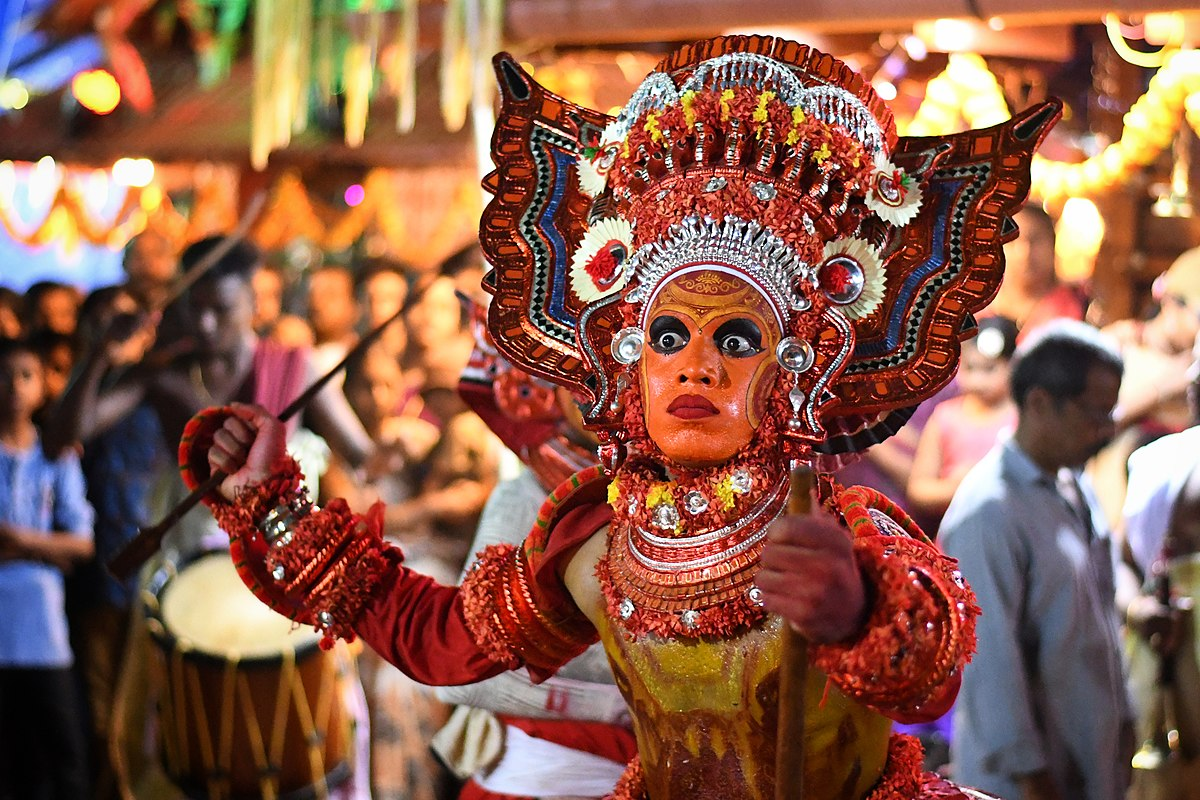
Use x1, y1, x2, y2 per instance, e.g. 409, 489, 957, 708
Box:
676, 340, 726, 387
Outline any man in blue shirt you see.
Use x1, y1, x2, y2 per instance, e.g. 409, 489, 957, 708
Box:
942, 320, 1133, 800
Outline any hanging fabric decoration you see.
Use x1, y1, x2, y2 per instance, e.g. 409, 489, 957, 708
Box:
251, 0, 315, 169
441, 0, 473, 133
391, 0, 419, 133
343, 8, 381, 148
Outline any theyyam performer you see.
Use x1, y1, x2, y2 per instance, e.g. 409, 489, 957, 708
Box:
181, 35, 1059, 799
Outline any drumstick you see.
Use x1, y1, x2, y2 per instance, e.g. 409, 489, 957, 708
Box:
775, 463, 813, 800
107, 297, 414, 581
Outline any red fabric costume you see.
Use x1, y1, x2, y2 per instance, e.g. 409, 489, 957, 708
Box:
182, 35, 1059, 800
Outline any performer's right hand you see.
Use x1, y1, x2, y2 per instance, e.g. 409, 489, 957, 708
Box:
208, 403, 288, 501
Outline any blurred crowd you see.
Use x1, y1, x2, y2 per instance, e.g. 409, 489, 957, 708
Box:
1, 201, 1200, 800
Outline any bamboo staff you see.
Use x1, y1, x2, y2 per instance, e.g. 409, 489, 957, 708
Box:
775, 463, 814, 800
107, 297, 412, 580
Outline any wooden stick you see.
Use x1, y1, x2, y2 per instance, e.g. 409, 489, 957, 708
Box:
775, 463, 814, 800
106, 299, 411, 580
154, 191, 269, 312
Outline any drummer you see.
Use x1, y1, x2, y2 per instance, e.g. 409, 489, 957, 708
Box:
45, 236, 378, 799
47, 235, 378, 552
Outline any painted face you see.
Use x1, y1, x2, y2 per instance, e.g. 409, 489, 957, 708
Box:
639, 268, 781, 467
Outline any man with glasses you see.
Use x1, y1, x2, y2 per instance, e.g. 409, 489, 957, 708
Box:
941, 319, 1133, 800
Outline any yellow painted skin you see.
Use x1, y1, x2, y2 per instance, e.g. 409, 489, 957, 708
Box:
597, 614, 891, 800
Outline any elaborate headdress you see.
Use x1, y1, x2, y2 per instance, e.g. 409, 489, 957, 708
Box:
481, 35, 1058, 470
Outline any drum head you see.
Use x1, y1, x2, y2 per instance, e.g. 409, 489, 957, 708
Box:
158, 552, 320, 659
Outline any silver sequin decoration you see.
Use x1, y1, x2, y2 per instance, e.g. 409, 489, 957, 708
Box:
611, 327, 645, 365
271, 563, 286, 581
619, 598, 635, 619
730, 468, 753, 494
704, 176, 727, 192
748, 586, 764, 605
775, 337, 815, 373
751, 181, 777, 201
652, 504, 680, 530
317, 610, 334, 627
684, 491, 709, 515
680, 609, 699, 629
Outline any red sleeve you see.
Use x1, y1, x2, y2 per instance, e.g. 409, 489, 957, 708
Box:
813, 484, 978, 724
361, 475, 611, 686
354, 564, 512, 685
459, 469, 612, 682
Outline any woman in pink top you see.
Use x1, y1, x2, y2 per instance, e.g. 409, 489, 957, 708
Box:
909, 317, 1020, 523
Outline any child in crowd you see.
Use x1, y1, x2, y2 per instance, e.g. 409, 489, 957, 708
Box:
908, 316, 1020, 522
0, 337, 95, 799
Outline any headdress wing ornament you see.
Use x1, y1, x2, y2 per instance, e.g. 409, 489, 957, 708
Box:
829, 101, 1061, 423
479, 56, 616, 406
480, 35, 1061, 455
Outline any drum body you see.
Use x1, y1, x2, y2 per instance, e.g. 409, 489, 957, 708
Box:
144, 553, 352, 800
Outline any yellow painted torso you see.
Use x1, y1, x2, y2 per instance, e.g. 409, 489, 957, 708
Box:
596, 614, 891, 800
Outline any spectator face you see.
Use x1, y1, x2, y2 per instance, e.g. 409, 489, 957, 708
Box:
958, 341, 1010, 405
191, 275, 254, 356
366, 350, 406, 427
364, 271, 408, 328
308, 269, 359, 342
39, 341, 74, 404
124, 231, 177, 305
1155, 293, 1200, 354
452, 262, 488, 306
0, 305, 20, 339
0, 349, 45, 419
252, 268, 284, 332
346, 346, 405, 433
1006, 210, 1057, 294
406, 278, 461, 349
1044, 365, 1120, 468
32, 287, 80, 336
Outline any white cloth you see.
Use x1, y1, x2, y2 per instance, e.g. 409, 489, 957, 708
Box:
437, 668, 629, 724
474, 725, 627, 798
1123, 426, 1200, 573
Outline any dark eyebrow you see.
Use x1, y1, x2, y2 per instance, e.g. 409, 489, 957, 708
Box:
713, 318, 763, 349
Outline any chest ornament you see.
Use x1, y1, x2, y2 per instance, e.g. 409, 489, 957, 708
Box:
598, 458, 789, 640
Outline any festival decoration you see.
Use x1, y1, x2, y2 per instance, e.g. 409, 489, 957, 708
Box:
0, 160, 478, 269
0, 160, 163, 250
247, 0, 502, 169
903, 49, 1200, 204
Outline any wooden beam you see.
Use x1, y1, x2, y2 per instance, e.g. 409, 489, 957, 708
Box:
504, 0, 1200, 45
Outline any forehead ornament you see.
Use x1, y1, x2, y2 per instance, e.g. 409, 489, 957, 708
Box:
625, 215, 813, 324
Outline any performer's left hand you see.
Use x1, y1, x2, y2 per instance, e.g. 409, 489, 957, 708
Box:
759, 514, 866, 643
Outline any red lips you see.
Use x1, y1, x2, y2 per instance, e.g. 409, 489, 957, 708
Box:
667, 394, 719, 419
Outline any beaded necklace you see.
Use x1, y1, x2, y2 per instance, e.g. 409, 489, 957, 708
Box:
597, 451, 789, 640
